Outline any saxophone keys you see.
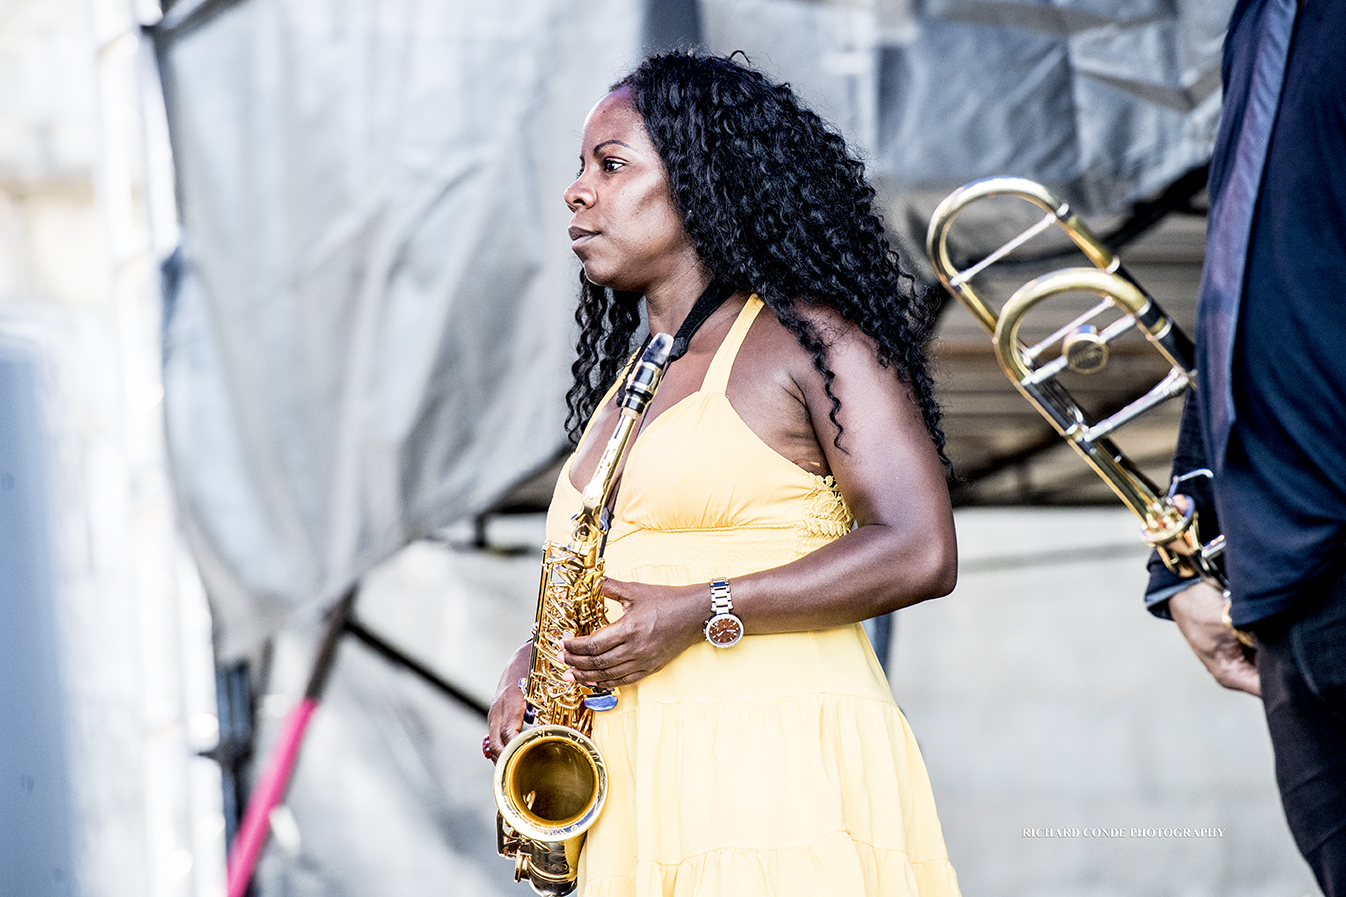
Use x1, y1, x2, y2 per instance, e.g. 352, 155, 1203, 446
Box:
583, 687, 619, 712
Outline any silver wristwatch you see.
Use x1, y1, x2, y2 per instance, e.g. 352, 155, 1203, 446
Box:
703, 579, 744, 648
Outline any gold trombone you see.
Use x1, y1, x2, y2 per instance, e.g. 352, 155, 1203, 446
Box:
926, 176, 1226, 589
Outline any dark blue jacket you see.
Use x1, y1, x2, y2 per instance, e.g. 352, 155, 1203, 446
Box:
1146, 0, 1346, 626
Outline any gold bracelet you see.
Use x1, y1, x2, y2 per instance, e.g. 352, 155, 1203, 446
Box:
1221, 597, 1256, 649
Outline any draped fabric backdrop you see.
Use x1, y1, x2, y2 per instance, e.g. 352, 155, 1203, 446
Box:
157, 0, 649, 661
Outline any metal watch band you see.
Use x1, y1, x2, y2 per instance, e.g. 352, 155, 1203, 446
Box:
710, 578, 732, 615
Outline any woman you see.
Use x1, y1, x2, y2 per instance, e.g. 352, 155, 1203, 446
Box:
487, 52, 960, 896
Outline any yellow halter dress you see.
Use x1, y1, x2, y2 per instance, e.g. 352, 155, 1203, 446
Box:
545, 296, 960, 897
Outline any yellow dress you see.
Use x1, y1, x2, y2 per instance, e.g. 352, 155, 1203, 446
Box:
544, 296, 960, 897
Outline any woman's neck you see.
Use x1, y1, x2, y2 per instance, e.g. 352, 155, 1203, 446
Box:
643, 263, 713, 335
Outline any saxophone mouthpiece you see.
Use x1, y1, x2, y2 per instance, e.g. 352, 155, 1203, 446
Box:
621, 333, 674, 414
645, 332, 674, 365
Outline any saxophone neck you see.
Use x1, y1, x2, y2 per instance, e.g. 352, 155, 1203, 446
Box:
578, 409, 638, 514
568, 333, 675, 547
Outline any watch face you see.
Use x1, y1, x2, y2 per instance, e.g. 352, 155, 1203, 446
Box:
705, 614, 743, 647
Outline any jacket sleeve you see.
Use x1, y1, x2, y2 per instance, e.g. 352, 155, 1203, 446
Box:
1145, 390, 1221, 619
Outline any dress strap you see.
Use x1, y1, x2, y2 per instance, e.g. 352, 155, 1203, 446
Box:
702, 295, 764, 395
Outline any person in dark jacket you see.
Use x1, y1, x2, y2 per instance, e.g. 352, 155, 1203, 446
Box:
1145, 1, 1346, 893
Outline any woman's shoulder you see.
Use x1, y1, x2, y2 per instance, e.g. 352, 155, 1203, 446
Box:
750, 296, 881, 376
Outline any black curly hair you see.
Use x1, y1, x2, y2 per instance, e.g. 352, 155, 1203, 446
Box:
565, 51, 949, 470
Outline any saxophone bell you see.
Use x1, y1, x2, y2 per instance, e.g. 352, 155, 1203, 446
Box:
495, 725, 606, 895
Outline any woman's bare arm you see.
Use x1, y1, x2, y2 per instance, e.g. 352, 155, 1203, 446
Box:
562, 307, 956, 687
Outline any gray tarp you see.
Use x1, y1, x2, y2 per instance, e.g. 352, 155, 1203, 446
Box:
872, 0, 1233, 213
158, 0, 649, 661
159, 0, 1231, 661
705, 0, 1233, 247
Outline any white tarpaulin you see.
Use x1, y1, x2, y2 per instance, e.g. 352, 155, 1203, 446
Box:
157, 0, 649, 661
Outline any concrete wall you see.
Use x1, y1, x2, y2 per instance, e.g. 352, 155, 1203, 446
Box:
0, 2, 224, 894
896, 508, 1317, 897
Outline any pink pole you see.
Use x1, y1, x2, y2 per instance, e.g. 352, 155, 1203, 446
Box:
225, 697, 319, 897
223, 582, 356, 897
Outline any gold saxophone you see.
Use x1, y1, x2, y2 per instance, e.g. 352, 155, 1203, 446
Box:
494, 333, 674, 896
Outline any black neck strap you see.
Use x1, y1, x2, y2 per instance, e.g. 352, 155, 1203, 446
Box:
617, 278, 734, 407
667, 279, 735, 361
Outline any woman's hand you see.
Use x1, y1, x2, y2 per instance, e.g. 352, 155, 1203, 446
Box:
486, 642, 532, 762
561, 579, 706, 688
